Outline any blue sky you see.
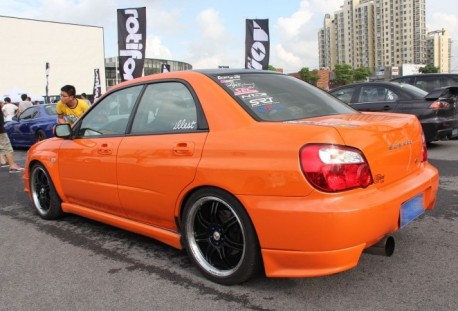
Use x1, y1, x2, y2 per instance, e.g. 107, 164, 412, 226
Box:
1, 0, 457, 73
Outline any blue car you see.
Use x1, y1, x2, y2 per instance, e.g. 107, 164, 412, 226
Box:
5, 104, 57, 148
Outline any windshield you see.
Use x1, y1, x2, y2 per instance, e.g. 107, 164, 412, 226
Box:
212, 73, 357, 121
44, 104, 57, 115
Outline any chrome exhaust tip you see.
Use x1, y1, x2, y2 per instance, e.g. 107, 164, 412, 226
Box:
364, 236, 395, 257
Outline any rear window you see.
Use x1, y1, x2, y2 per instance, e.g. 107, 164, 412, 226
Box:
213, 73, 356, 121
395, 82, 428, 98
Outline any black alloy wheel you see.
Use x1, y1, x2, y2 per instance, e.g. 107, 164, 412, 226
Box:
182, 188, 261, 285
30, 164, 64, 220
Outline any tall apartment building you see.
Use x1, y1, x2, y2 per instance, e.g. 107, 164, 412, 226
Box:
319, 0, 430, 73
426, 29, 451, 73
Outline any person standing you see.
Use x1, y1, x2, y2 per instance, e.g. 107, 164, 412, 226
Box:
80, 93, 91, 105
18, 94, 32, 114
56, 85, 90, 125
2, 97, 18, 122
0, 106, 23, 173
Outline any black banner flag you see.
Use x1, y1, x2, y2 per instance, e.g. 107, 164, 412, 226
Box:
117, 7, 147, 82
93, 68, 102, 101
161, 64, 171, 73
45, 62, 50, 103
245, 19, 270, 70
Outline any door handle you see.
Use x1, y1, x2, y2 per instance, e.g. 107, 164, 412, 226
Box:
98, 143, 113, 155
173, 142, 194, 156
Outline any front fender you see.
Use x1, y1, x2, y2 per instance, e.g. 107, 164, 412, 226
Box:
24, 138, 66, 201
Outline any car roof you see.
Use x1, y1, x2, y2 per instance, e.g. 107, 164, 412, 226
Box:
105, 69, 283, 95
392, 73, 458, 78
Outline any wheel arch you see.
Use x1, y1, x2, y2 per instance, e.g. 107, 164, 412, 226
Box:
175, 185, 262, 248
27, 159, 66, 203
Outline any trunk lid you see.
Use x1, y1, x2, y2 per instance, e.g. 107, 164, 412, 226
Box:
307, 112, 425, 188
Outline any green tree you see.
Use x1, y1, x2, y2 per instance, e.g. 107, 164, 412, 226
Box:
299, 67, 319, 86
333, 64, 354, 85
419, 64, 439, 73
353, 67, 371, 82
267, 65, 277, 71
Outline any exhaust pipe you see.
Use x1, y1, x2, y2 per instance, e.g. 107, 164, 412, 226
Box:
364, 236, 395, 257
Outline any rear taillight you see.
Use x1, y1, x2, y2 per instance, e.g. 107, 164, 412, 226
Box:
300, 144, 373, 192
429, 101, 450, 109
421, 133, 428, 162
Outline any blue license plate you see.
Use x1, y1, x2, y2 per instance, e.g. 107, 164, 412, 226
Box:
400, 194, 425, 228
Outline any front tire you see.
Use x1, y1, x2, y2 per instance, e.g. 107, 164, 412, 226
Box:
182, 188, 261, 285
35, 130, 47, 143
30, 164, 64, 220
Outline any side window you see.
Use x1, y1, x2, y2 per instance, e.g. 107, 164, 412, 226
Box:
385, 89, 398, 101
394, 77, 408, 84
359, 86, 375, 102
414, 76, 441, 92
331, 87, 355, 103
443, 77, 457, 88
78, 85, 143, 137
359, 86, 398, 102
19, 107, 38, 120
131, 82, 197, 134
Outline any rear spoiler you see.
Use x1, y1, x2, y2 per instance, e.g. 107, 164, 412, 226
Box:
425, 86, 458, 100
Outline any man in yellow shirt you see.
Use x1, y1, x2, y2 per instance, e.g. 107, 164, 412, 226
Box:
56, 85, 90, 125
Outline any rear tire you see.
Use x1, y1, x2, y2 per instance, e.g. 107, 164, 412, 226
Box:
30, 164, 64, 220
182, 188, 262, 285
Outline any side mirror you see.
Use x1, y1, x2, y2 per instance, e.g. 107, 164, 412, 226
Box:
54, 124, 72, 138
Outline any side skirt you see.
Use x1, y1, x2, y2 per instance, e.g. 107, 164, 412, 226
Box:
62, 203, 183, 249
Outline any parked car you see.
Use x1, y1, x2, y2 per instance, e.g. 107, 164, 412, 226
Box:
5, 104, 57, 148
330, 81, 458, 142
23, 69, 438, 285
391, 73, 458, 92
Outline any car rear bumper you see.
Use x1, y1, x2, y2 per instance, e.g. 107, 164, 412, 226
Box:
238, 163, 438, 277
421, 117, 458, 142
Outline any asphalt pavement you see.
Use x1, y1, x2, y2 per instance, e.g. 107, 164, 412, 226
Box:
0, 142, 457, 311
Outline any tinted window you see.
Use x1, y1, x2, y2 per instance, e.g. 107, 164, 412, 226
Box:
78, 85, 143, 137
359, 85, 398, 102
396, 83, 428, 98
44, 105, 57, 115
414, 76, 442, 92
19, 107, 39, 120
214, 73, 355, 121
131, 82, 197, 134
442, 76, 458, 88
392, 77, 412, 84
330, 87, 355, 103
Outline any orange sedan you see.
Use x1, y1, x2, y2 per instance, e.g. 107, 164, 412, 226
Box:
23, 70, 438, 285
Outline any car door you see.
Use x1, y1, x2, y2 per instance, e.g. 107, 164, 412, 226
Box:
7, 106, 40, 146
351, 85, 400, 112
116, 81, 208, 230
57, 85, 143, 217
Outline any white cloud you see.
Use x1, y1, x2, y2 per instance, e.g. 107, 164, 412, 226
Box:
145, 35, 173, 59
197, 8, 224, 40
148, 7, 184, 36
274, 44, 302, 68
277, 1, 313, 38
309, 0, 344, 14
273, 0, 319, 72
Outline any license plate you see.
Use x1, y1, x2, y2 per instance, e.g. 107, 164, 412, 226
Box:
400, 194, 425, 228
452, 128, 458, 136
